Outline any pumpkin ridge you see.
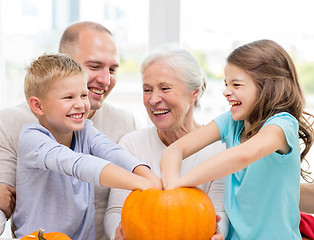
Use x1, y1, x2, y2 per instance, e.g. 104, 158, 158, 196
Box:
176, 188, 188, 239
150, 188, 162, 240
193, 188, 206, 238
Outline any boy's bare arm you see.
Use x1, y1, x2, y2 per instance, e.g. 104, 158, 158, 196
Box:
99, 164, 158, 191
133, 165, 162, 189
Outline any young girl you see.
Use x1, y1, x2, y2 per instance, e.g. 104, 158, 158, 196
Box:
161, 39, 313, 239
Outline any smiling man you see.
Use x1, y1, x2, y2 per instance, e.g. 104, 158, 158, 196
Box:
59, 23, 120, 116
0, 21, 140, 240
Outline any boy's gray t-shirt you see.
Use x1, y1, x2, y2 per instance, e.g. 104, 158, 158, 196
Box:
13, 119, 143, 240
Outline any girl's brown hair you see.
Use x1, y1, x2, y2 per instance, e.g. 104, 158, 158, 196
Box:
227, 39, 314, 181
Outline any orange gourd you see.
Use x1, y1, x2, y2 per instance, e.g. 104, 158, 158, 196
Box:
21, 228, 71, 240
121, 187, 216, 240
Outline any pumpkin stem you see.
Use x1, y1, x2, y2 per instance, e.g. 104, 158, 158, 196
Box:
38, 228, 47, 240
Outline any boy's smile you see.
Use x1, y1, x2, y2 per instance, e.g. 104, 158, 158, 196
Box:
37, 74, 90, 144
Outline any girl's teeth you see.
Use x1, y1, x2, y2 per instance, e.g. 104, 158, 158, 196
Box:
230, 101, 241, 106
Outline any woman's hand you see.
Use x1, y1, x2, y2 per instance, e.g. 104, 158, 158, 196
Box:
113, 215, 224, 240
161, 175, 182, 190
0, 184, 16, 219
114, 222, 124, 240
211, 215, 224, 240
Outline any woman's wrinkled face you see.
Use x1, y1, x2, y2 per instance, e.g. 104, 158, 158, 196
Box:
142, 62, 197, 131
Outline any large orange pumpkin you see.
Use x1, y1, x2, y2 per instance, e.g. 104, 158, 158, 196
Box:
20, 228, 71, 240
121, 187, 216, 240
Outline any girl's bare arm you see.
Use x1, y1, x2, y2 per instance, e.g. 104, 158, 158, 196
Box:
166, 124, 288, 189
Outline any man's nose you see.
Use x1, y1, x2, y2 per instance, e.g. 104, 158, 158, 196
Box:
96, 68, 111, 87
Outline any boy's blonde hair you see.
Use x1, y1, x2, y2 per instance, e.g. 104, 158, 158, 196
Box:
24, 53, 86, 100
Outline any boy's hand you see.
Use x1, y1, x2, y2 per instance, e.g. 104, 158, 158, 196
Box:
133, 165, 162, 189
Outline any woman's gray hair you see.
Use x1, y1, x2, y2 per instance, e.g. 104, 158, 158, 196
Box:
140, 43, 207, 107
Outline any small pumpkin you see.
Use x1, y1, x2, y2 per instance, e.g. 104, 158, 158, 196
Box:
20, 228, 71, 240
121, 187, 216, 240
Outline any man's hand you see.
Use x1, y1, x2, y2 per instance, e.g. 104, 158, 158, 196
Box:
0, 184, 16, 219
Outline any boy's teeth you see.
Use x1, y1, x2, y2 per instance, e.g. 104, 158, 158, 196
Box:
70, 114, 83, 119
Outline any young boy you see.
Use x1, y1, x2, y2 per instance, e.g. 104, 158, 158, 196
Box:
13, 54, 160, 239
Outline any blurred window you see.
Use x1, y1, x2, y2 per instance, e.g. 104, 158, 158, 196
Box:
0, 0, 313, 180
0, 0, 148, 116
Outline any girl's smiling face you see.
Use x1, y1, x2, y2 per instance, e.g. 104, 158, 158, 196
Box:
223, 63, 258, 124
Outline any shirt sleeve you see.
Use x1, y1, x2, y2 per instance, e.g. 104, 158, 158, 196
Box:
84, 121, 149, 172
214, 111, 233, 143
18, 124, 109, 186
262, 112, 299, 153
205, 177, 229, 239
0, 210, 5, 235
104, 133, 139, 240
104, 188, 131, 240
0, 111, 19, 187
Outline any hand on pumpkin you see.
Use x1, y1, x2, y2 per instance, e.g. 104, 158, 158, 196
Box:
211, 215, 224, 240
161, 173, 183, 190
114, 222, 124, 240
114, 215, 224, 240
133, 165, 163, 189
99, 164, 156, 191
0, 183, 16, 219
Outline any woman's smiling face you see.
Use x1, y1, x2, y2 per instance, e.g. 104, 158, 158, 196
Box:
142, 62, 197, 131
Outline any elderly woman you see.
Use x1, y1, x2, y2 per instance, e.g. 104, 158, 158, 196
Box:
104, 45, 229, 239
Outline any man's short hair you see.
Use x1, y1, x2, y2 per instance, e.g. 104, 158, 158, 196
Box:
58, 21, 112, 54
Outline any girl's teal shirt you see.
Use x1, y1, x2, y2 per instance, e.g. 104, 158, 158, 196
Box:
214, 111, 301, 240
